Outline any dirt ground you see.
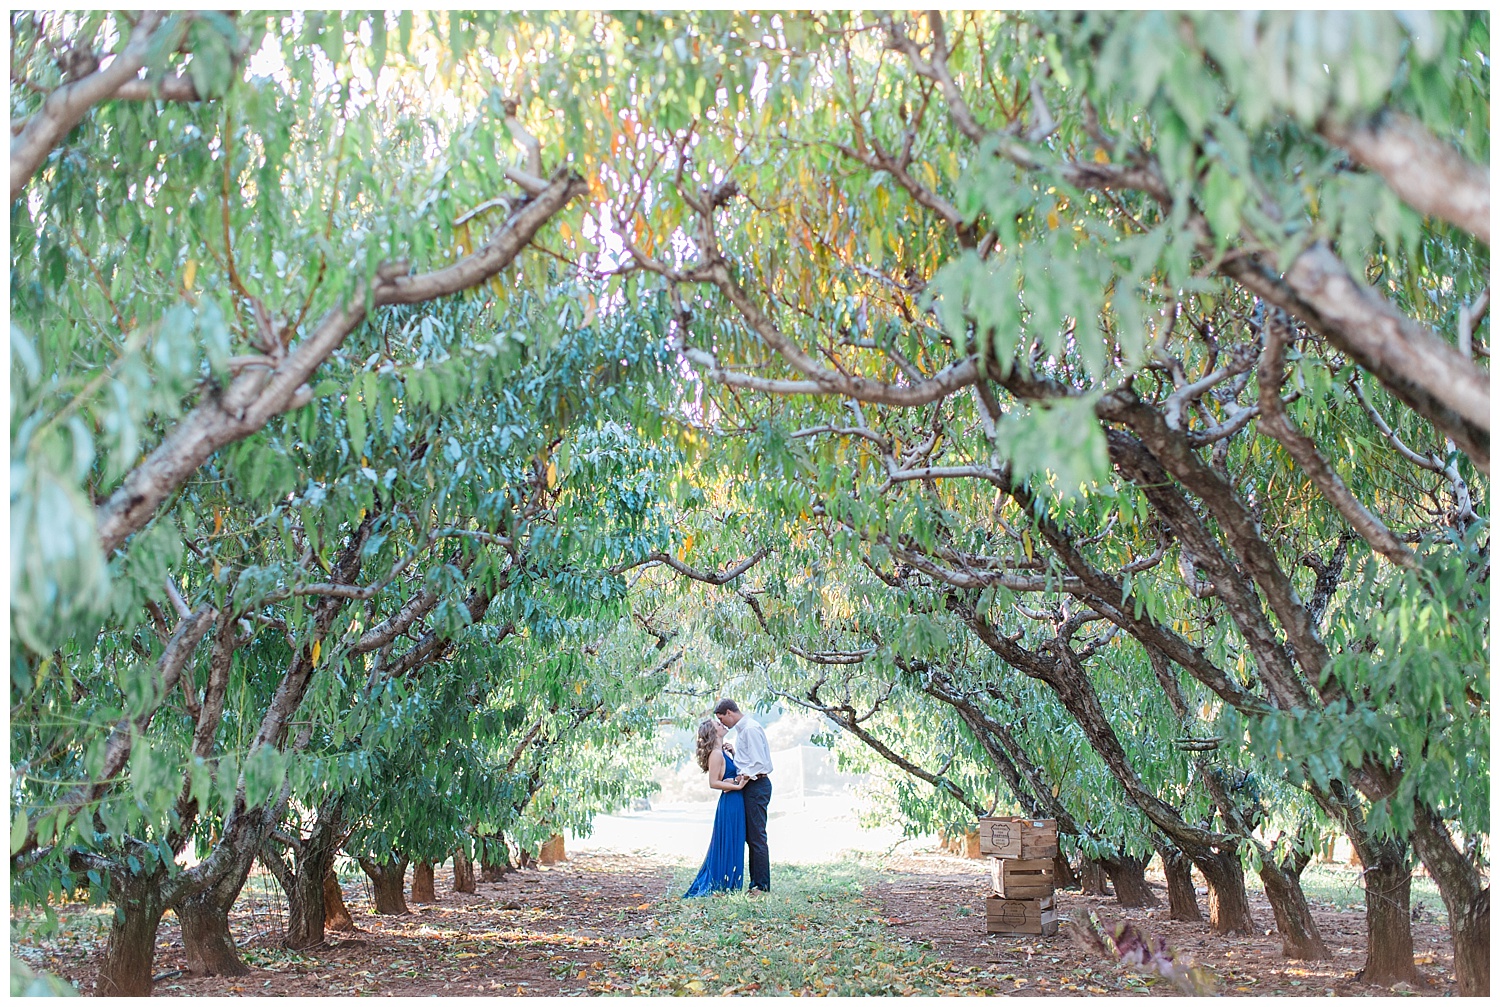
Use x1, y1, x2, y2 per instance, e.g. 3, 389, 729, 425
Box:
866, 851, 1458, 997
19, 847, 1460, 996
163, 852, 680, 997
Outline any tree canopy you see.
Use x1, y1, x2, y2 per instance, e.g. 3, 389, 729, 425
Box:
10, 9, 1490, 997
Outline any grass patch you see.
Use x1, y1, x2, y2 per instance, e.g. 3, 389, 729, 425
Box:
607, 860, 971, 996
1242, 863, 1447, 921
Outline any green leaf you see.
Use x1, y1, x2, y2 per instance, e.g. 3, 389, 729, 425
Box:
1202, 163, 1246, 245
346, 391, 367, 454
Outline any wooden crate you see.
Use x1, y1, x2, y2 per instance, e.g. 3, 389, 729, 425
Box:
977, 817, 1059, 859
984, 895, 1058, 936
990, 857, 1055, 899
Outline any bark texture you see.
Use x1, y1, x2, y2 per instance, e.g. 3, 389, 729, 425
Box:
1357, 848, 1421, 986
176, 900, 249, 977
1079, 857, 1111, 897
1316, 788, 1423, 986
1224, 246, 1488, 473
1160, 845, 1203, 922
359, 855, 410, 915
94, 869, 168, 997
260, 797, 345, 950
1102, 854, 1158, 908
175, 869, 252, 977
1198, 850, 1255, 936
1320, 110, 1490, 245
452, 847, 476, 894
11, 14, 166, 199
411, 861, 437, 903
1409, 802, 1489, 995
1257, 855, 1330, 960
324, 869, 356, 932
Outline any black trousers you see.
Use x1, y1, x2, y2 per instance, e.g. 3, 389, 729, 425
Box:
742, 775, 772, 891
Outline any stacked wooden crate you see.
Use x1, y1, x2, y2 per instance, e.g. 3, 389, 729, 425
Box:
978, 817, 1059, 937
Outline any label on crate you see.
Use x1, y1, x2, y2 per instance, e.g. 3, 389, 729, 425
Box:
977, 817, 1058, 858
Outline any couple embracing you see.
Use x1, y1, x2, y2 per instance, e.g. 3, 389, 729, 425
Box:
683, 699, 773, 897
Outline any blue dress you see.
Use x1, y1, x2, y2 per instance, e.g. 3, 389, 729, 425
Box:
683, 753, 746, 897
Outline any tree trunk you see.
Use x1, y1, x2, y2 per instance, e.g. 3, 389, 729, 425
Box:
324, 869, 356, 932
411, 861, 437, 903
1052, 851, 1079, 891
452, 847, 476, 894
175, 873, 252, 978
1103, 854, 1158, 908
539, 834, 566, 865
260, 797, 346, 949
1160, 845, 1202, 922
479, 835, 510, 882
1079, 857, 1112, 896
1258, 856, 1329, 959
1409, 801, 1489, 995
280, 853, 330, 949
1195, 849, 1255, 935
1312, 784, 1421, 985
1450, 888, 1490, 998
1354, 839, 1421, 986
95, 868, 169, 997
359, 855, 410, 915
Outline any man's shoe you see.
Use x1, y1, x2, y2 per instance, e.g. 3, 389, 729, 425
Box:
747, 887, 767, 897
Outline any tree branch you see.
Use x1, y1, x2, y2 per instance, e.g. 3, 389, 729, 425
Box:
11, 12, 167, 199
94, 171, 586, 555
1223, 244, 1488, 473
1320, 110, 1489, 245
617, 546, 770, 586
774, 682, 990, 818
1254, 311, 1418, 569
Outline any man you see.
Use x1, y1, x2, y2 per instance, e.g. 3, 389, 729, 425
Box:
715, 699, 772, 893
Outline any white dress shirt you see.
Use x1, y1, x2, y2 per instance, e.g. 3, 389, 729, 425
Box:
730, 715, 774, 778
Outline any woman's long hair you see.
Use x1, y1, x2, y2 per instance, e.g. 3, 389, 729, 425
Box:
694, 717, 720, 772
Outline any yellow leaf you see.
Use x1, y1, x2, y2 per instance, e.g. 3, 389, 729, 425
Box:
213, 507, 223, 536
311, 640, 322, 667
1046, 210, 1060, 230
575, 681, 584, 695
558, 220, 573, 243
1093, 148, 1110, 164
182, 258, 198, 291
686, 980, 704, 992
545, 460, 558, 490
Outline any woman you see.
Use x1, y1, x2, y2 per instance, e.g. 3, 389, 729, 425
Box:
682, 716, 749, 897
